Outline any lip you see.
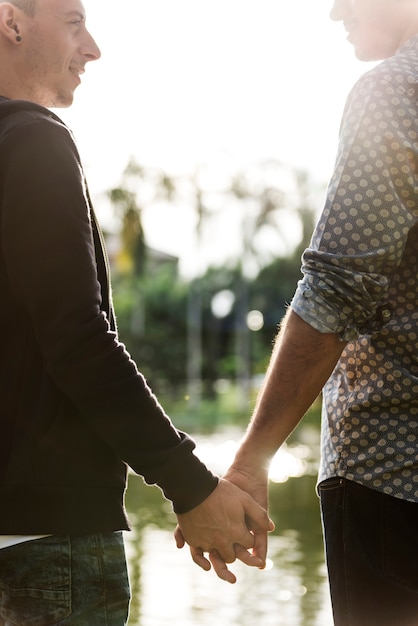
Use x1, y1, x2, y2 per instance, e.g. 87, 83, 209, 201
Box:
343, 21, 357, 36
69, 66, 85, 77
69, 66, 84, 85
342, 22, 358, 44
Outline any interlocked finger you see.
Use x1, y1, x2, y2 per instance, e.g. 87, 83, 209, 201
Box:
189, 545, 211, 571
209, 549, 237, 584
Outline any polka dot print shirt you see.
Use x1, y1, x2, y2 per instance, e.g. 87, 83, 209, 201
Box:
291, 35, 418, 501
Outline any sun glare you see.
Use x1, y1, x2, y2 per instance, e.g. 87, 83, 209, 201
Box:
194, 433, 312, 484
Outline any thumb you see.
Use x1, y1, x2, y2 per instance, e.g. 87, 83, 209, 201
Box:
244, 497, 275, 532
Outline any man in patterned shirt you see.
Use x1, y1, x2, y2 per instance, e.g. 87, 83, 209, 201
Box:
180, 0, 418, 623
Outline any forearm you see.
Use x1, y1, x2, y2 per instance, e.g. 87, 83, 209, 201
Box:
234, 309, 345, 471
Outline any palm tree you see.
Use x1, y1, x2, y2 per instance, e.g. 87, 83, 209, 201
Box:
228, 161, 319, 409
108, 158, 177, 335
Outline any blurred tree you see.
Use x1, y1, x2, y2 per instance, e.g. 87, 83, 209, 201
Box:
186, 174, 213, 410
108, 158, 177, 335
226, 161, 320, 408
108, 160, 146, 276
112, 265, 188, 397
292, 168, 320, 259
229, 162, 285, 408
107, 158, 321, 414
108, 158, 177, 276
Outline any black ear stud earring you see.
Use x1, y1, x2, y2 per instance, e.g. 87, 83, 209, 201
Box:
16, 35, 22, 42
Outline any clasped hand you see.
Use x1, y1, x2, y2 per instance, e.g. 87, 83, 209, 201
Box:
174, 472, 274, 584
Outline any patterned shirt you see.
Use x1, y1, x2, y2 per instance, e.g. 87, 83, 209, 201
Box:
291, 34, 418, 502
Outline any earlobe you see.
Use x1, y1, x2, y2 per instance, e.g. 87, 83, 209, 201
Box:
14, 24, 22, 43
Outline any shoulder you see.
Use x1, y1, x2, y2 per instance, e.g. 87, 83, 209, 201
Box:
349, 49, 418, 104
339, 52, 418, 135
0, 100, 81, 175
0, 99, 70, 142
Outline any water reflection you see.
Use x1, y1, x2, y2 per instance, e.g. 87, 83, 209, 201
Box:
124, 428, 333, 626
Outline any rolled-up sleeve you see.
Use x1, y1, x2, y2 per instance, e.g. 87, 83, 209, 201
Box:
291, 66, 418, 341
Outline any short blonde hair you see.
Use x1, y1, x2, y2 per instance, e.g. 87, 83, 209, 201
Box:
5, 0, 36, 15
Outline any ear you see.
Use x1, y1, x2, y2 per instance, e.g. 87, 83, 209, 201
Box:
0, 3, 23, 45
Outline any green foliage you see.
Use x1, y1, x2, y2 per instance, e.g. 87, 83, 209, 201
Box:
107, 158, 323, 421
113, 265, 189, 396
250, 255, 304, 346
112, 253, 303, 404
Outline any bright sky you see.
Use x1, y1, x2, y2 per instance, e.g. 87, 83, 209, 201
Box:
58, 0, 374, 274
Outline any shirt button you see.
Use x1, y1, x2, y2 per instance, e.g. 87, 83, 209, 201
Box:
381, 309, 391, 321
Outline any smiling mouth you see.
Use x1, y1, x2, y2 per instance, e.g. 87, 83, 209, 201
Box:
344, 21, 358, 36
70, 66, 85, 77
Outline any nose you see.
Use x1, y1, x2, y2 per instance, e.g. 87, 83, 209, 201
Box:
329, 0, 347, 21
81, 28, 101, 62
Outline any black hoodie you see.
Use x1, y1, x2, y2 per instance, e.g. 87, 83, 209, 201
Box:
0, 98, 217, 533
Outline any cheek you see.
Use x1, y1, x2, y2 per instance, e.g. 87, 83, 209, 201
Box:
360, 1, 394, 30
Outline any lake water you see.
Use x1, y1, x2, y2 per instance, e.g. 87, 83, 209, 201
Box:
123, 426, 334, 626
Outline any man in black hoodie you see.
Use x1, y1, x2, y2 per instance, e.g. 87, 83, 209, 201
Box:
0, 0, 273, 623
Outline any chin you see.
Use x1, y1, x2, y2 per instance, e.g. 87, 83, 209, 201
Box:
46, 87, 76, 108
54, 94, 75, 108
53, 101, 74, 109
353, 38, 398, 62
34, 94, 74, 109
354, 49, 379, 61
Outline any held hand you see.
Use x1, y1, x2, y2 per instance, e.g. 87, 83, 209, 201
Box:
173, 531, 268, 584
175, 477, 274, 583
223, 461, 270, 565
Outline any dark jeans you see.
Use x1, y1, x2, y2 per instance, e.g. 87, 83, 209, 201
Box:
0, 532, 130, 626
319, 477, 418, 626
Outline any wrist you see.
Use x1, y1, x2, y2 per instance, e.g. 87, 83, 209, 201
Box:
233, 438, 275, 473
227, 451, 271, 484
